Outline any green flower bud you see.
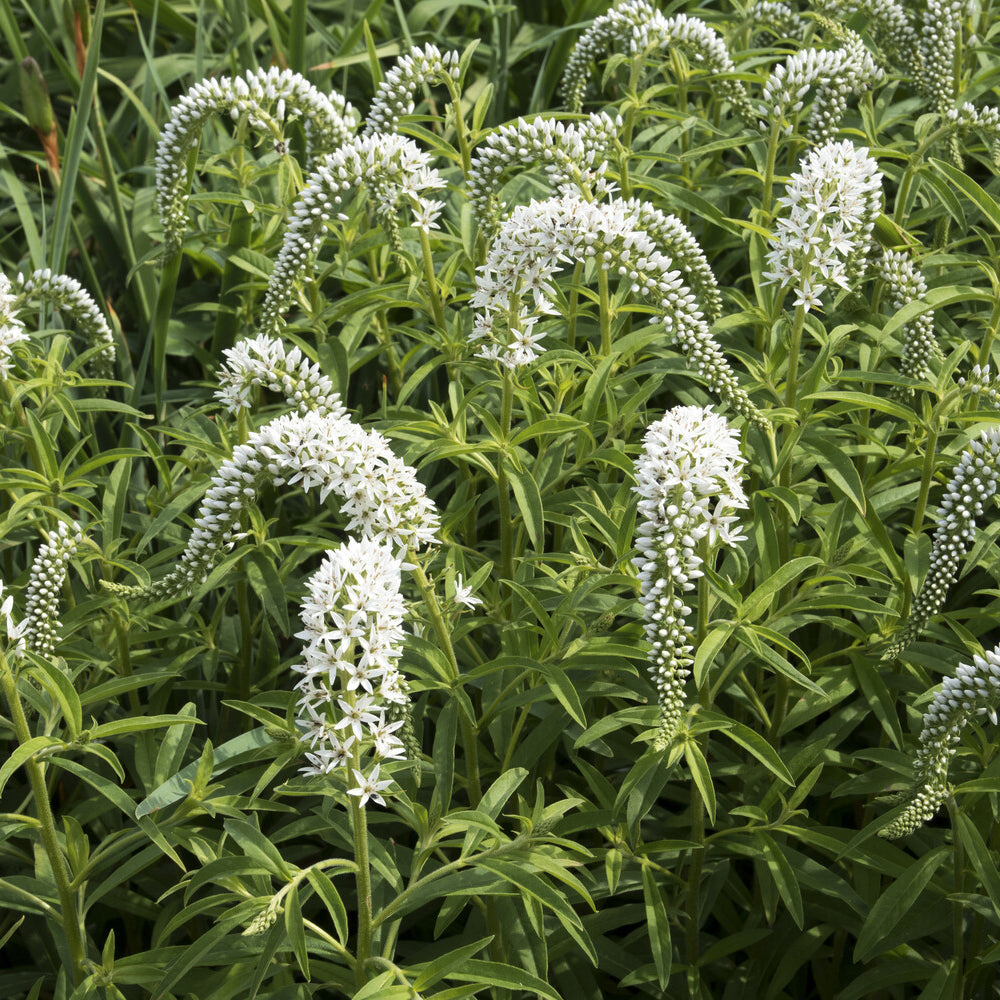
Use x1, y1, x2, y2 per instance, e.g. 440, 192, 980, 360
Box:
19, 58, 54, 136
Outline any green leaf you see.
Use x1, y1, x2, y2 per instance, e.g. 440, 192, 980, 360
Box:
444, 960, 563, 1000
27, 659, 82, 740
739, 557, 822, 622
641, 864, 672, 990
533, 661, 586, 728
714, 718, 793, 785
931, 158, 1000, 233
305, 868, 350, 945
801, 435, 866, 516
955, 813, 1000, 922
0, 736, 60, 797
506, 461, 544, 552
853, 847, 948, 961
758, 833, 804, 929
284, 882, 309, 980
684, 741, 716, 825
135, 727, 276, 818
89, 715, 203, 740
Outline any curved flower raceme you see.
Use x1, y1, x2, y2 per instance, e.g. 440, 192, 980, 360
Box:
1, 270, 116, 382
216, 334, 345, 417
294, 538, 409, 806
24, 521, 84, 658
878, 250, 938, 393
947, 103, 1000, 167
748, 1, 807, 41
633, 406, 747, 747
258, 133, 445, 335
105, 409, 439, 602
761, 30, 883, 142
155, 67, 357, 254
917, 0, 964, 112
364, 43, 461, 135
884, 428, 1000, 660
763, 139, 883, 311
468, 113, 620, 239
561, 1, 754, 124
471, 194, 761, 424
881, 643, 1000, 838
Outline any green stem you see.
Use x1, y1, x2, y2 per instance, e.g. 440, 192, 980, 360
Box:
349, 791, 373, 989
0, 652, 86, 984
497, 372, 515, 596
419, 227, 446, 333
685, 783, 705, 1000
912, 421, 940, 535
760, 121, 782, 220
598, 268, 612, 357
211, 202, 254, 355
445, 79, 472, 177
112, 612, 140, 713
784, 303, 807, 415
410, 560, 481, 806
947, 798, 965, 997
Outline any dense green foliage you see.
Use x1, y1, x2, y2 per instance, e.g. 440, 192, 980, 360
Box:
4, 1, 1000, 998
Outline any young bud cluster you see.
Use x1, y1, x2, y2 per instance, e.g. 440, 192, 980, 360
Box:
917, 0, 964, 112
748, 1, 807, 42
633, 406, 747, 746
760, 31, 882, 142
467, 113, 621, 239
762, 139, 883, 311
216, 334, 346, 417
258, 133, 445, 335
881, 644, 1000, 838
877, 250, 938, 393
958, 364, 1000, 408
24, 521, 84, 658
155, 67, 358, 253
470, 194, 761, 423
364, 43, 461, 135
0, 274, 29, 377
294, 538, 408, 807
884, 428, 1000, 660
16, 269, 116, 381
561, 1, 754, 124
106, 409, 439, 602
947, 103, 1000, 166
848, 0, 919, 69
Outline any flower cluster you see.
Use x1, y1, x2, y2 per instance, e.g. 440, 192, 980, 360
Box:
364, 43, 461, 135
258, 133, 445, 335
155, 67, 358, 253
23, 521, 84, 658
881, 643, 1000, 839
17, 269, 116, 381
947, 103, 1000, 167
877, 250, 938, 393
748, 1, 807, 41
105, 409, 439, 602
916, 0, 964, 112
958, 364, 1000, 409
763, 139, 883, 311
294, 538, 409, 807
760, 30, 883, 142
0, 274, 28, 377
884, 428, 1000, 660
633, 406, 747, 747
847, 0, 919, 69
470, 195, 761, 423
216, 334, 346, 417
467, 114, 620, 239
561, 2, 754, 124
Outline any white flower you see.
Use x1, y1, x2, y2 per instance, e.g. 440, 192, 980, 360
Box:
348, 764, 394, 807
453, 574, 482, 609
364, 44, 461, 136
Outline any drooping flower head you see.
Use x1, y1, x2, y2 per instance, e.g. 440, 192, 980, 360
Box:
364, 44, 461, 136
216, 334, 345, 417
633, 406, 747, 746
24, 520, 84, 658
763, 139, 883, 311
881, 643, 1000, 838
561, 2, 754, 124
258, 133, 445, 335
878, 249, 939, 394
104, 409, 439, 603
471, 194, 759, 424
884, 428, 1000, 660
468, 113, 620, 239
761, 29, 883, 142
155, 67, 357, 254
